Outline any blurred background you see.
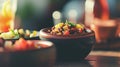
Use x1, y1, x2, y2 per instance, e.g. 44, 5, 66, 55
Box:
15, 0, 85, 30
15, 0, 120, 36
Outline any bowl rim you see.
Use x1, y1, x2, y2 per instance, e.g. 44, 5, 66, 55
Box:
39, 28, 95, 39
0, 40, 55, 53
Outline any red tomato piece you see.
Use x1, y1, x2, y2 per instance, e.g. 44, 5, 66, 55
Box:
13, 44, 21, 51
79, 28, 83, 33
14, 38, 28, 51
64, 31, 69, 35
27, 40, 34, 49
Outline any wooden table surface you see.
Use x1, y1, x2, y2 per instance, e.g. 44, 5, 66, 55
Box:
55, 55, 120, 67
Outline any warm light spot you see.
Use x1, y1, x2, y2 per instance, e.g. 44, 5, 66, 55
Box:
85, 0, 95, 26
85, 0, 95, 13
68, 9, 77, 18
52, 11, 61, 19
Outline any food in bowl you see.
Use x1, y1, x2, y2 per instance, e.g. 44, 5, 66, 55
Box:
48, 21, 91, 36
40, 21, 95, 61
3, 38, 51, 52
0, 29, 38, 39
0, 38, 56, 67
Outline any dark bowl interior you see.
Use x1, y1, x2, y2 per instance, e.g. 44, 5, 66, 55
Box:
39, 28, 95, 61
0, 40, 56, 67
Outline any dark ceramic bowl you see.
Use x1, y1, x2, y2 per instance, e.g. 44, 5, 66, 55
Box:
39, 28, 95, 61
0, 40, 56, 67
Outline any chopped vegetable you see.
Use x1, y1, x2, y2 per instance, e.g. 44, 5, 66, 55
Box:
48, 21, 88, 35
4, 38, 49, 51
0, 29, 38, 39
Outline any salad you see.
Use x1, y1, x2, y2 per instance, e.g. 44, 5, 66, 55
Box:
0, 38, 50, 52
48, 21, 91, 35
0, 29, 38, 39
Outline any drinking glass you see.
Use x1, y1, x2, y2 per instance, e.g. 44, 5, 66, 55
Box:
0, 0, 17, 33
91, 18, 118, 43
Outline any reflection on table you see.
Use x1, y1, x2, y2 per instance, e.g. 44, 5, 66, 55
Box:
55, 55, 120, 67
